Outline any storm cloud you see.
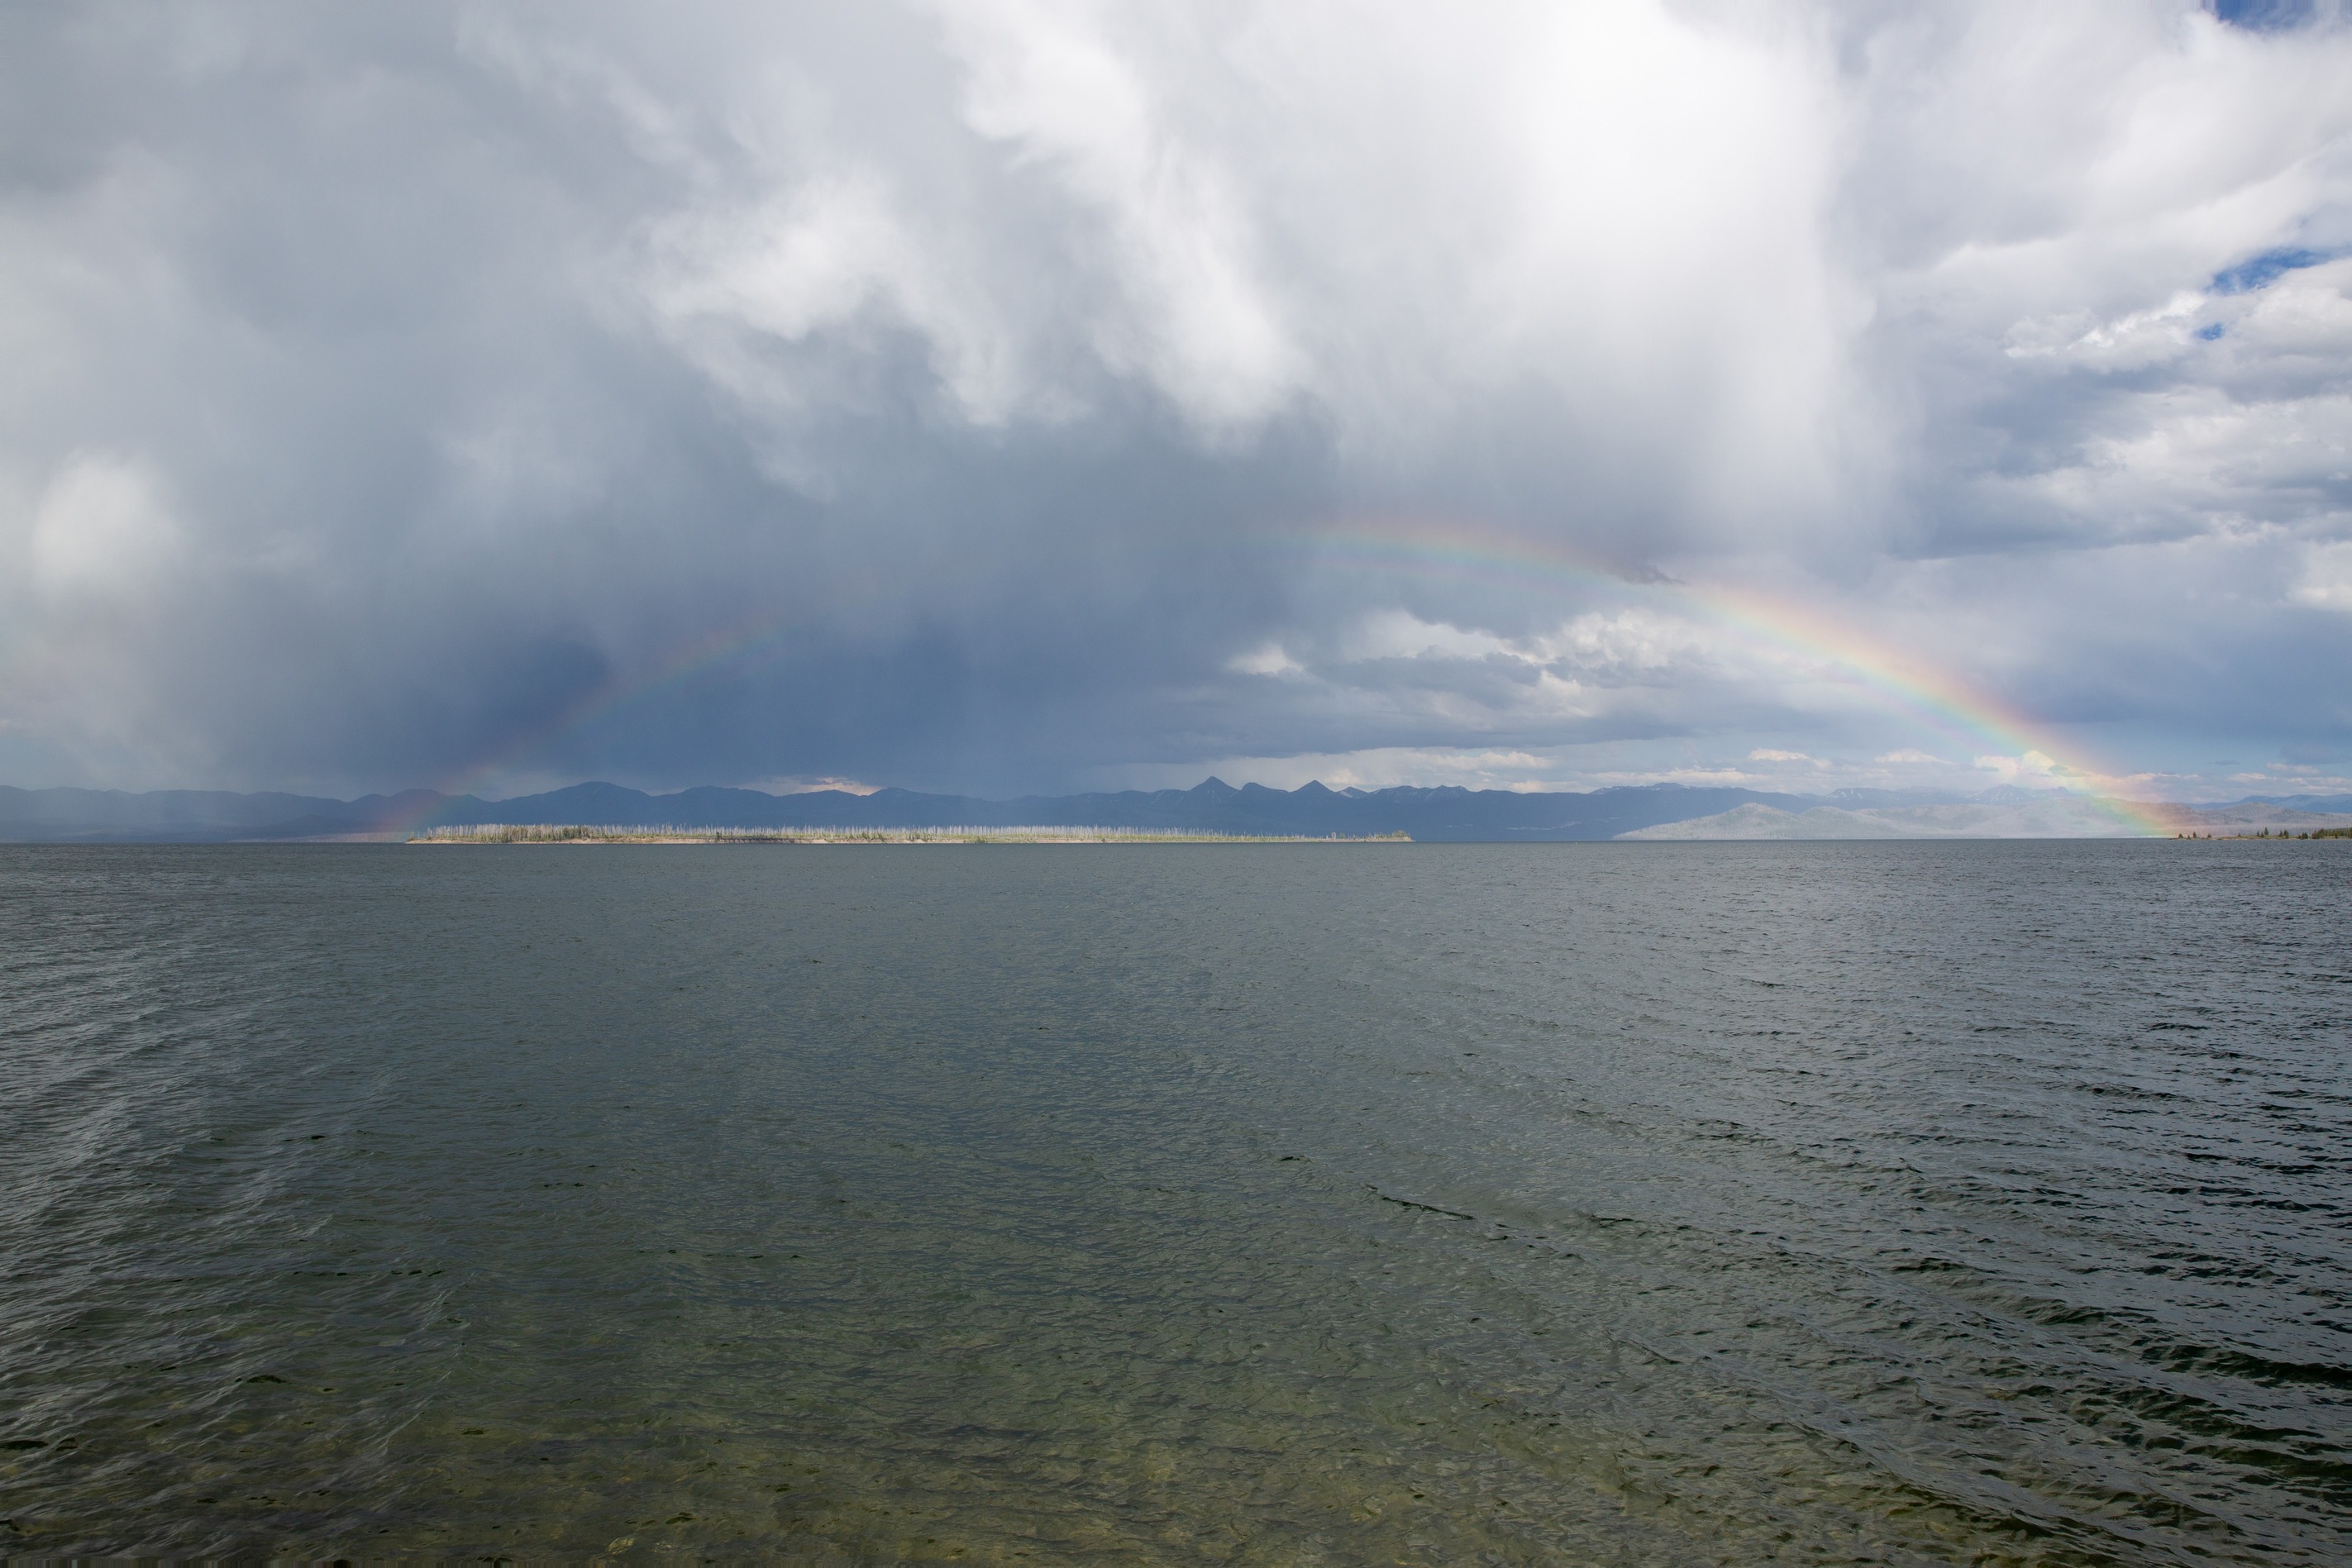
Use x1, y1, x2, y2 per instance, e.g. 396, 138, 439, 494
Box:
3, 1, 2349, 799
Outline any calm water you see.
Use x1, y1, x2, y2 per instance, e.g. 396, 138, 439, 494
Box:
2, 843, 2346, 1563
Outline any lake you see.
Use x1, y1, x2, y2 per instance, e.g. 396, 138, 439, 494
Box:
2, 842, 2345, 1562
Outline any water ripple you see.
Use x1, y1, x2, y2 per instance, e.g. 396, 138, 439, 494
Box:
1, 841, 2345, 1561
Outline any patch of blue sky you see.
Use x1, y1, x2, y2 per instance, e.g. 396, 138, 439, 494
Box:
2212, 0, 2316, 32
2210, 246, 2339, 294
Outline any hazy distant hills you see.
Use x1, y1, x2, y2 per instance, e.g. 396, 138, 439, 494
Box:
0, 785, 448, 844
4, 778, 2347, 844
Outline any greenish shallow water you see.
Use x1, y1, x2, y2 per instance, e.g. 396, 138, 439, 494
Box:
1, 841, 2346, 1563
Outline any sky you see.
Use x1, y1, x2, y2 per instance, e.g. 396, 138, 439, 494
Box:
2, 0, 2350, 803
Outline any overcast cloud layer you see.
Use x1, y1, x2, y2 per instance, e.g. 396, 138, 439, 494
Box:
3, 1, 2350, 800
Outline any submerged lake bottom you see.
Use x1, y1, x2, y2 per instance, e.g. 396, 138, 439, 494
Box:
1, 841, 2346, 1563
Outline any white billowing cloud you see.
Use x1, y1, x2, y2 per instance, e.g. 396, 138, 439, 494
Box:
2002, 291, 2211, 370
1854, 5, 2351, 298
934, 0, 1302, 432
1194, 596, 1969, 767
630, 1, 1851, 523
28, 455, 181, 600
1863, 7, 2352, 560
1526, 611, 1727, 684
2293, 540, 2352, 608
1975, 750, 2063, 784
1980, 257, 2352, 542
1336, 609, 1515, 665
1226, 640, 1302, 677
1231, 0, 1849, 459
650, 171, 1031, 437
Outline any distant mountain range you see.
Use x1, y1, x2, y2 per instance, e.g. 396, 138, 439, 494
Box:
4, 778, 2347, 843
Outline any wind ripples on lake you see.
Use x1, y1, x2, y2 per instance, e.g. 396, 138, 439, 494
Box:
0, 842, 2345, 1562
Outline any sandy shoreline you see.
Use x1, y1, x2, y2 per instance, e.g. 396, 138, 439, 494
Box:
408, 828, 1412, 845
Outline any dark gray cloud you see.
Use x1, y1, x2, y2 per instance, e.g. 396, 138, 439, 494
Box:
3, 1, 2349, 802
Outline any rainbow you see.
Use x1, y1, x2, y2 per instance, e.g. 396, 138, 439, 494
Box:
398, 518, 2173, 836
1277, 521, 2172, 834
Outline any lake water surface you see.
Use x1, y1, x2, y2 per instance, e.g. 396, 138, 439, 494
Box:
2, 842, 2346, 1562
